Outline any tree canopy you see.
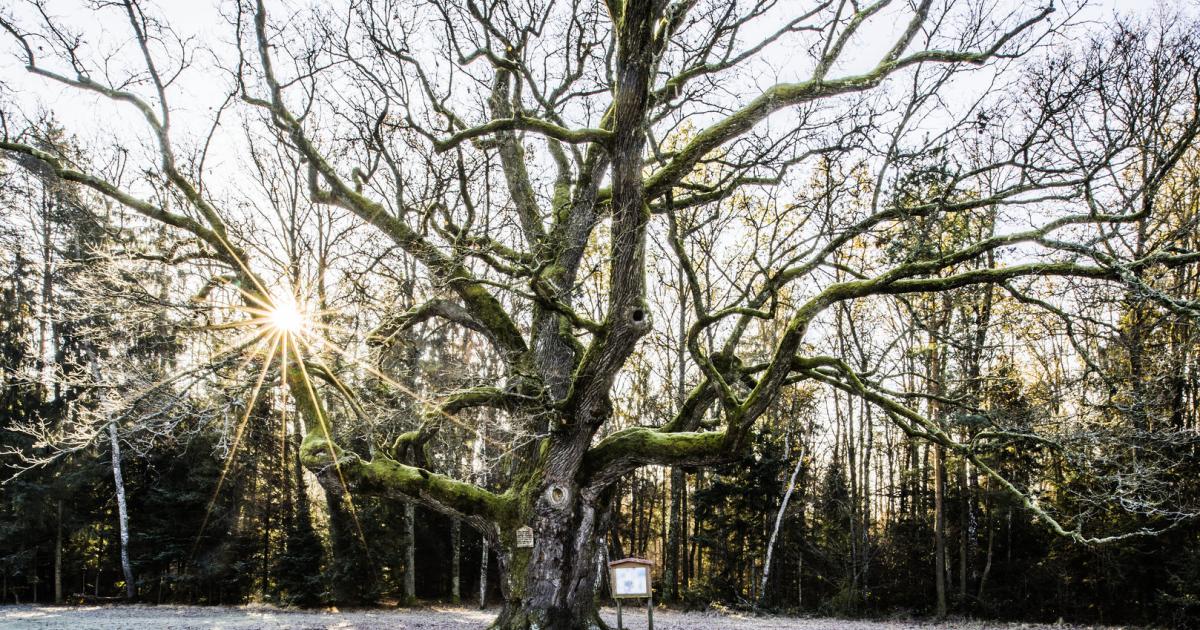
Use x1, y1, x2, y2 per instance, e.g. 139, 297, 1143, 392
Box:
2, 1, 1200, 628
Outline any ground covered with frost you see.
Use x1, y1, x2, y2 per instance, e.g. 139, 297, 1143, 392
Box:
0, 604, 1140, 629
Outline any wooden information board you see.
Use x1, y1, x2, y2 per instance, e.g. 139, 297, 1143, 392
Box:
608, 558, 654, 630
612, 565, 649, 597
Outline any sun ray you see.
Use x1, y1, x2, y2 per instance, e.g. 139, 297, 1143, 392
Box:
203, 229, 274, 309
103, 325, 278, 445
297, 333, 508, 447
192, 281, 494, 566
279, 326, 291, 505
287, 334, 372, 555
188, 328, 283, 566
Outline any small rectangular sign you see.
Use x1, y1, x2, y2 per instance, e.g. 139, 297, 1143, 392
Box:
515, 526, 534, 548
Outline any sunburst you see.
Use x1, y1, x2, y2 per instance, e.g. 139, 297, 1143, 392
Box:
265, 295, 308, 335
186, 280, 503, 565
187, 285, 375, 563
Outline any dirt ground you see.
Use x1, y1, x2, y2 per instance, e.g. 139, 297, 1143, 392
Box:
0, 604, 1138, 629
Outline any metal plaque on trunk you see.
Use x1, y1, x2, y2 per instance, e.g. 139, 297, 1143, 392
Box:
515, 526, 534, 548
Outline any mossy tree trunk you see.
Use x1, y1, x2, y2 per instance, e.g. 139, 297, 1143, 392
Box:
487, 488, 614, 630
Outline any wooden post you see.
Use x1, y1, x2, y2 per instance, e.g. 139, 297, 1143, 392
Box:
647, 590, 654, 630
616, 597, 622, 630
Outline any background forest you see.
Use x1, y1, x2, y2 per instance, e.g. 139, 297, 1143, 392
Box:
3, 125, 1199, 628
0, 0, 1199, 628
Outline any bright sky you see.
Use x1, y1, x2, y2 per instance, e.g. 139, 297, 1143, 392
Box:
0, 1, 1160, 223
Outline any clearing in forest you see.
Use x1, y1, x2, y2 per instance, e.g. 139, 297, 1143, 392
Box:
0, 604, 1133, 630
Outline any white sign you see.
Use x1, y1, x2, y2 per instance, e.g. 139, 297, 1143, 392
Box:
515, 526, 534, 548
613, 566, 648, 596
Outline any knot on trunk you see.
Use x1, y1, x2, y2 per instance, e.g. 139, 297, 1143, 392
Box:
625, 304, 650, 332
543, 483, 572, 510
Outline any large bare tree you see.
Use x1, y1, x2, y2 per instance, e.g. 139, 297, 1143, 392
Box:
4, 0, 1200, 627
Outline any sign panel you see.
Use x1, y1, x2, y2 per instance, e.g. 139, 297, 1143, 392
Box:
613, 566, 649, 597
515, 526, 534, 548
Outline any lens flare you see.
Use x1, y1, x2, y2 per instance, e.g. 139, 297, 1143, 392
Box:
267, 297, 306, 334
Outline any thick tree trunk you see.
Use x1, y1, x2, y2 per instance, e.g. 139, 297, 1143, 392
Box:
108, 422, 136, 600
488, 484, 615, 630
489, 543, 607, 630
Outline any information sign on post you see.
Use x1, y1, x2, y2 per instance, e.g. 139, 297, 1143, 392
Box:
607, 557, 654, 630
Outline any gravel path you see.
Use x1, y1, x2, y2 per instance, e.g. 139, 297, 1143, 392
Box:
0, 604, 1137, 629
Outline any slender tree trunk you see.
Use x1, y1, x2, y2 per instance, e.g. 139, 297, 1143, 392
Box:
404, 501, 416, 604
978, 498, 995, 601
665, 266, 688, 602
837, 309, 859, 600
39, 188, 55, 400
928, 307, 948, 618
451, 518, 461, 604
934, 444, 947, 618
628, 478, 639, 557
54, 500, 63, 604
681, 476, 690, 593
958, 462, 969, 601
797, 552, 803, 609
261, 481, 271, 600
861, 396, 872, 592
665, 467, 683, 601
108, 421, 135, 600
479, 538, 489, 610
691, 471, 703, 582
757, 446, 804, 609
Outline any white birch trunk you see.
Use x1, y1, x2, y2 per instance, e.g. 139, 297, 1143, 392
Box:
757, 447, 804, 608
108, 421, 135, 599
